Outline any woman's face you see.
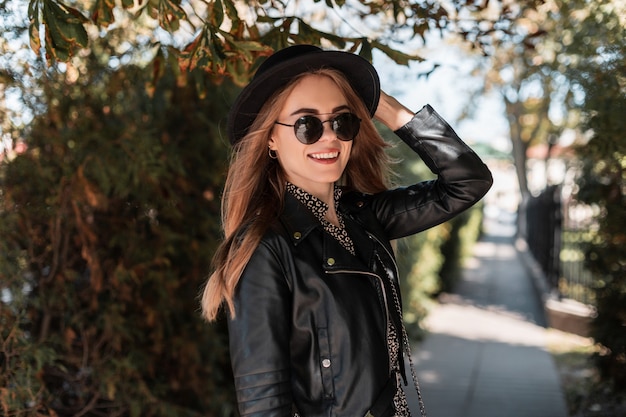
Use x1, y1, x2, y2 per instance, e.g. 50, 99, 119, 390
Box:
269, 74, 353, 198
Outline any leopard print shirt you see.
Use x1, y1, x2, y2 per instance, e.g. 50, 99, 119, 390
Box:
286, 182, 355, 255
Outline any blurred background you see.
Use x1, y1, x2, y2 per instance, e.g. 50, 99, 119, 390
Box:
1, 0, 624, 416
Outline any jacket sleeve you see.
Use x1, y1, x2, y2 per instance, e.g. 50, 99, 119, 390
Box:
227, 239, 293, 416
372, 104, 493, 240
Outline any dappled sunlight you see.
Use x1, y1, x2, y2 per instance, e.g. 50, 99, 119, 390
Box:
417, 369, 441, 384
472, 240, 517, 259
409, 330, 566, 417
463, 256, 482, 270
421, 298, 547, 348
404, 219, 569, 417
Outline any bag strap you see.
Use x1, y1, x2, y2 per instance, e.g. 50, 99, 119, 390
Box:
375, 253, 427, 417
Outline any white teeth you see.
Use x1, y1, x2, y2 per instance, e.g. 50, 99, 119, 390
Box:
310, 152, 339, 159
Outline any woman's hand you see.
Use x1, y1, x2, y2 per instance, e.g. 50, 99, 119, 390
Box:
374, 91, 415, 131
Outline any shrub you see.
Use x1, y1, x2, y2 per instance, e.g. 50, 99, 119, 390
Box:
572, 48, 626, 390
0, 59, 237, 416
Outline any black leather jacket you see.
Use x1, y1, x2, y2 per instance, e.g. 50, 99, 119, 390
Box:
227, 105, 493, 416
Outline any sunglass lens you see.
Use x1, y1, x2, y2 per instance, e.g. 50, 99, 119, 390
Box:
294, 116, 323, 144
333, 113, 360, 141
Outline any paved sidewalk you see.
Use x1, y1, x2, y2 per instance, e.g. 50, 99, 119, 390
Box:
404, 226, 568, 417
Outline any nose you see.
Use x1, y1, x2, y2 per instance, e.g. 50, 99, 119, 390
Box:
317, 119, 337, 142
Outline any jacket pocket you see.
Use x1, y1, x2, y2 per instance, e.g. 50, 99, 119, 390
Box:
317, 327, 335, 400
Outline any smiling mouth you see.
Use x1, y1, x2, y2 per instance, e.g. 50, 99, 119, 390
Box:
309, 151, 339, 160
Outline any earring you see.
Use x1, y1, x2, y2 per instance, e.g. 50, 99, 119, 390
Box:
268, 148, 278, 159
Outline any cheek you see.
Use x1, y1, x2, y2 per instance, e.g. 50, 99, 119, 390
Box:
343, 142, 353, 159
275, 135, 307, 161
271, 131, 289, 151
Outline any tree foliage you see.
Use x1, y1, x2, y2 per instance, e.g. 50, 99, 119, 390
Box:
0, 46, 240, 415
26, 0, 545, 84
479, 0, 625, 390
496, 0, 626, 390
462, 0, 592, 196
450, 0, 625, 390
566, 2, 626, 389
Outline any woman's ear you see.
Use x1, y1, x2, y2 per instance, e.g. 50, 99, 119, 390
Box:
267, 138, 279, 160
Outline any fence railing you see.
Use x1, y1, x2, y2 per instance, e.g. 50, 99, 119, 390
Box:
525, 185, 596, 306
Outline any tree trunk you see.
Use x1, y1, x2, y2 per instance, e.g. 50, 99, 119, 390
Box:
504, 97, 530, 238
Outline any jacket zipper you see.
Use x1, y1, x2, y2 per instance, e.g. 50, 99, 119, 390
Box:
366, 231, 404, 378
326, 268, 392, 373
366, 232, 401, 284
367, 231, 411, 386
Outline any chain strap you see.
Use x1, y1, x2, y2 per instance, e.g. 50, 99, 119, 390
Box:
376, 253, 427, 417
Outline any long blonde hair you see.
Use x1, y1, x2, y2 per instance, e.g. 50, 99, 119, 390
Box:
201, 68, 393, 321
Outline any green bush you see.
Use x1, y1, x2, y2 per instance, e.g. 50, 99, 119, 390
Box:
571, 48, 626, 390
0, 58, 237, 416
438, 203, 484, 294
396, 226, 445, 338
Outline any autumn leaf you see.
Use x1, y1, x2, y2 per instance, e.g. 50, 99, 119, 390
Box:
92, 0, 116, 27
41, 0, 88, 62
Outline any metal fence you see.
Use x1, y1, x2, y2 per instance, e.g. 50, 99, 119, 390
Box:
525, 185, 596, 306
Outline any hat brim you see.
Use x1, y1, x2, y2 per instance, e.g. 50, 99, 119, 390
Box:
227, 50, 380, 145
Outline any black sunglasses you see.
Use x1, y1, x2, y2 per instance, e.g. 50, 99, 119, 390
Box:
275, 113, 361, 144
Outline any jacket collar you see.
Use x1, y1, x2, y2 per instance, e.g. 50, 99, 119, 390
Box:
279, 192, 377, 271
280, 192, 323, 247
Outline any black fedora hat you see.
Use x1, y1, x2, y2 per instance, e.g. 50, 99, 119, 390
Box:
227, 44, 380, 145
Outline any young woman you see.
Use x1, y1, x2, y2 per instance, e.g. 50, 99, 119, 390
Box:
201, 45, 493, 417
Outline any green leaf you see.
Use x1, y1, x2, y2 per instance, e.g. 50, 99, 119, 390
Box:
371, 40, 424, 66
92, 0, 116, 27
358, 38, 372, 62
225, 58, 251, 85
43, 22, 69, 62
28, 0, 41, 19
29, 22, 42, 53
209, 0, 224, 28
256, 15, 277, 24
296, 19, 323, 45
28, 0, 42, 53
210, 31, 226, 59
62, 2, 89, 24
43, 1, 70, 52
296, 19, 345, 47
158, 0, 187, 32
42, 0, 89, 61
222, 0, 240, 26
226, 37, 273, 62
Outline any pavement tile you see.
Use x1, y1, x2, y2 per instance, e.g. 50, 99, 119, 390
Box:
404, 228, 568, 417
